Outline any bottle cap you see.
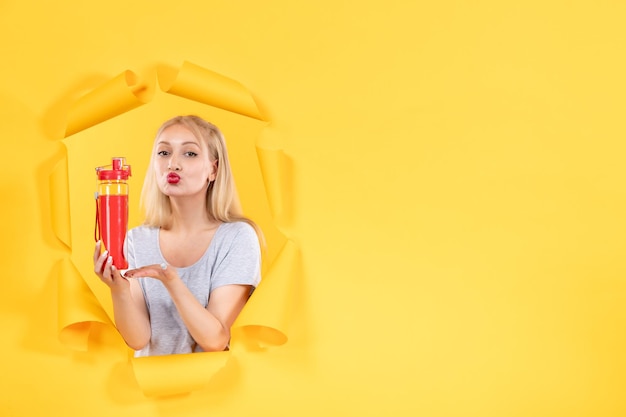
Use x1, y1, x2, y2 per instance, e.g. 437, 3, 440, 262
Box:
96, 157, 132, 180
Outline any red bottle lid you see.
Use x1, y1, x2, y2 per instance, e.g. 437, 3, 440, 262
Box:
96, 157, 132, 181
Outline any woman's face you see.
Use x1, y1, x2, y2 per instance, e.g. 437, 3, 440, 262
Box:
153, 124, 217, 199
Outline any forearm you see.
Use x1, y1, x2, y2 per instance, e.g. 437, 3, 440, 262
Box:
110, 289, 151, 350
163, 278, 230, 351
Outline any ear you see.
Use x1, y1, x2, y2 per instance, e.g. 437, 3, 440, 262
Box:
208, 159, 218, 182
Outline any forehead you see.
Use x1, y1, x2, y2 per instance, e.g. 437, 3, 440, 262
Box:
156, 124, 201, 145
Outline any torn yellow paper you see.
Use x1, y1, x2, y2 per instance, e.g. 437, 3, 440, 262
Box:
157, 61, 264, 121
56, 61, 299, 397
65, 70, 154, 137
234, 239, 300, 347
57, 258, 113, 351
49, 156, 71, 248
256, 146, 295, 229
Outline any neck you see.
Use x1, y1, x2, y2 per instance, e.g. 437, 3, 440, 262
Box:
167, 195, 216, 232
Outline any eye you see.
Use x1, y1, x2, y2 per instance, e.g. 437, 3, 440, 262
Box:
184, 151, 198, 157
157, 150, 170, 157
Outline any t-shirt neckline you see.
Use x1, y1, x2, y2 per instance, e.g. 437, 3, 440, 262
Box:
156, 222, 225, 271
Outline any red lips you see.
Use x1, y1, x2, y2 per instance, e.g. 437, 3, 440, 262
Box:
167, 172, 180, 184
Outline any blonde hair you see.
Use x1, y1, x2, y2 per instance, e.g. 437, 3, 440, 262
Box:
141, 115, 263, 241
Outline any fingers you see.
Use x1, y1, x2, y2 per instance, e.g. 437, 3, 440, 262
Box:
124, 266, 150, 278
123, 265, 149, 278
93, 241, 102, 264
93, 253, 112, 285
93, 243, 129, 291
94, 249, 109, 276
102, 255, 113, 280
124, 263, 171, 280
110, 264, 127, 282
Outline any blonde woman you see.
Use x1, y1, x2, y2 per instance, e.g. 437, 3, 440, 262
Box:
94, 115, 262, 356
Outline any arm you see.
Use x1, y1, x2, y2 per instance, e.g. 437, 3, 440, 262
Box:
124, 264, 251, 351
123, 222, 261, 352
93, 242, 151, 350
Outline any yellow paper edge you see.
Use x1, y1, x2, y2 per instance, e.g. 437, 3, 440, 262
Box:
57, 61, 299, 396
57, 258, 112, 351
49, 151, 71, 248
234, 239, 300, 347
157, 61, 264, 121
65, 70, 153, 137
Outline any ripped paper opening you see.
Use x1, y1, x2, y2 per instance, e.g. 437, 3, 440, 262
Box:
54, 61, 299, 397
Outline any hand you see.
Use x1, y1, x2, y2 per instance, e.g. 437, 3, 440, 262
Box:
123, 262, 176, 283
93, 241, 129, 292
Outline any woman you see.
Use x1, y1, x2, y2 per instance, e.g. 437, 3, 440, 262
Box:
94, 115, 262, 356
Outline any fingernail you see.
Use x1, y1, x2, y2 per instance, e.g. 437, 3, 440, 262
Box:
107, 256, 113, 264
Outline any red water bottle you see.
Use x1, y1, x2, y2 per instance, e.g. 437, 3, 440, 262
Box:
95, 157, 131, 269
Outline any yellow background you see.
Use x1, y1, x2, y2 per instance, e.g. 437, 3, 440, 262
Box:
1, 1, 625, 416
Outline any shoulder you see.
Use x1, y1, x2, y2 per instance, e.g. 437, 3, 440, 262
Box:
219, 221, 257, 238
127, 225, 158, 241
214, 221, 260, 251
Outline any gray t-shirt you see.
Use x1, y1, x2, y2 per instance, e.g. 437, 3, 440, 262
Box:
125, 221, 261, 357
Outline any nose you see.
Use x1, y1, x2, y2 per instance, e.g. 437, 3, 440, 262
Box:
168, 156, 181, 171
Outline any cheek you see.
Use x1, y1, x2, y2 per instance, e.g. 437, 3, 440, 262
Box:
154, 160, 164, 177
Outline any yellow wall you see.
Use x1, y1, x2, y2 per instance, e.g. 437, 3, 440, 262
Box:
2, 1, 626, 416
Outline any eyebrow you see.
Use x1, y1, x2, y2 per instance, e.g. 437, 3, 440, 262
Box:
156, 140, 201, 147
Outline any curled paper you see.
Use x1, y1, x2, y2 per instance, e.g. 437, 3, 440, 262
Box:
256, 146, 295, 229
233, 239, 300, 348
49, 155, 71, 248
57, 61, 299, 397
157, 61, 264, 121
65, 70, 153, 137
57, 258, 112, 351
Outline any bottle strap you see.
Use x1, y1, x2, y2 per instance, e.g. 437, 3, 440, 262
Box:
94, 193, 101, 242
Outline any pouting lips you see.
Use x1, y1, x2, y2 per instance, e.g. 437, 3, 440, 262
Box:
167, 173, 180, 184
